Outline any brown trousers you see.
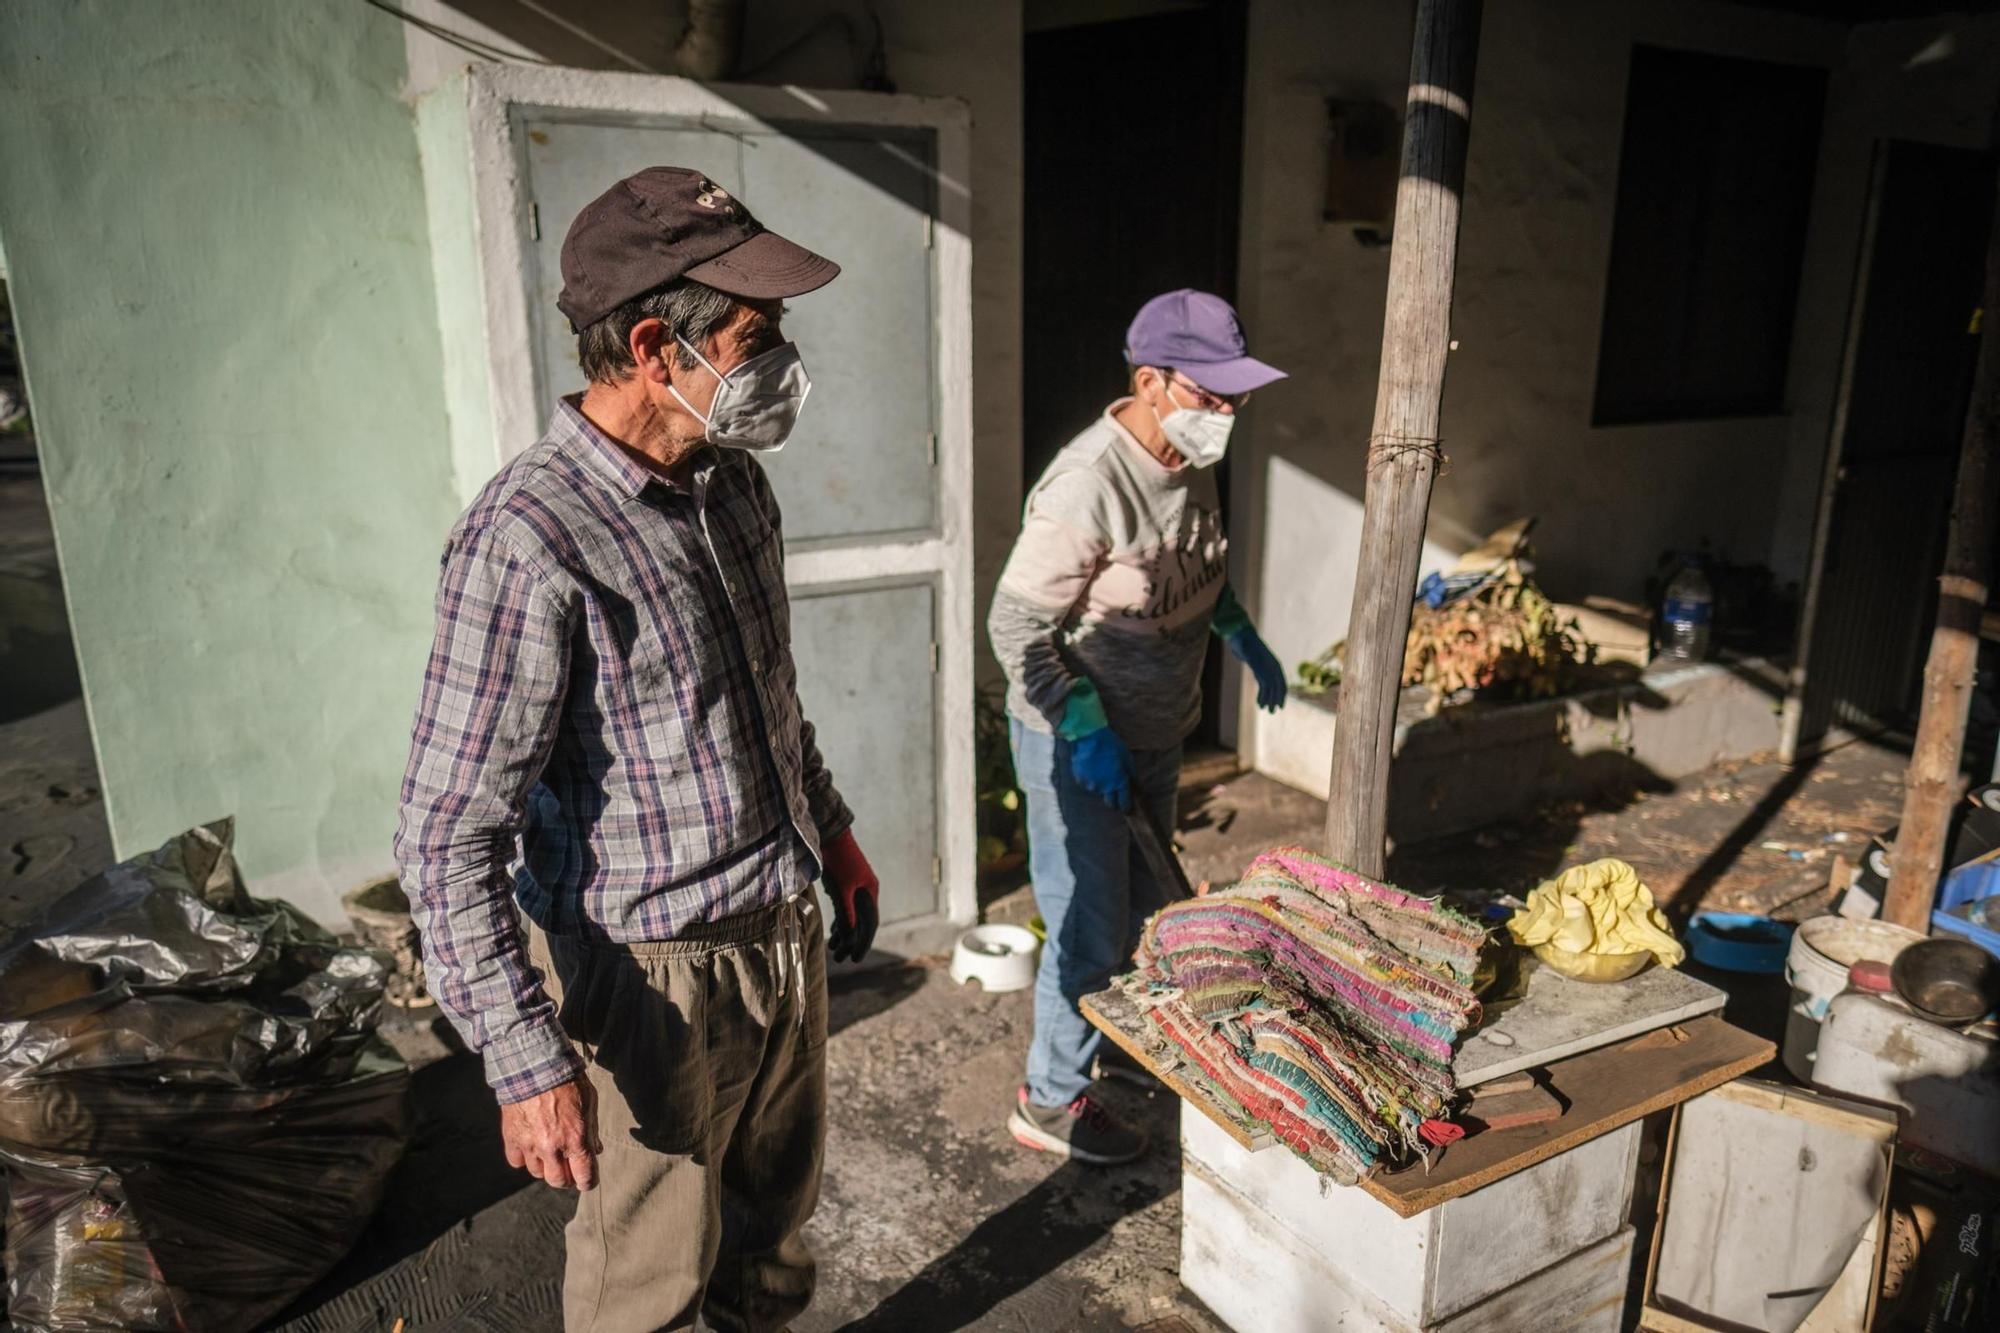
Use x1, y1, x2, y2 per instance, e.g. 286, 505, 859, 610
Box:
531, 896, 828, 1333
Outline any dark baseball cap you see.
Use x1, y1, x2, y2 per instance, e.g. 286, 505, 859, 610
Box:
557, 166, 841, 332
1125, 289, 1287, 396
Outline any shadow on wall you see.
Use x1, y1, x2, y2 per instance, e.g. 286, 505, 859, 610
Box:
1386, 676, 1676, 845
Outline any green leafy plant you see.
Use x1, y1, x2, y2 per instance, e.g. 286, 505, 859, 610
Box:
1296, 650, 1342, 695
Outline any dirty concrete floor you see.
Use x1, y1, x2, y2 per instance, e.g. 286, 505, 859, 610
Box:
1170, 738, 1909, 925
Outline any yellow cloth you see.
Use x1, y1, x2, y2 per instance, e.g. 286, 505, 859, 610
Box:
1507, 858, 1685, 968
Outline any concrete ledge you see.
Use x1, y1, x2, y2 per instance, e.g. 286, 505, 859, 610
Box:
1254, 658, 1785, 843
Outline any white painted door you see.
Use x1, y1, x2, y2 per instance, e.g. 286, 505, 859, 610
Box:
425, 68, 975, 953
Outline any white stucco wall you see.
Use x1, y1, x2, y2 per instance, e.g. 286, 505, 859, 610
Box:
1232, 0, 1864, 706
0, 1, 465, 924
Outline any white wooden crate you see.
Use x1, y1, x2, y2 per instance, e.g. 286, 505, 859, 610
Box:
1180, 1103, 1640, 1331
1183, 1162, 1634, 1332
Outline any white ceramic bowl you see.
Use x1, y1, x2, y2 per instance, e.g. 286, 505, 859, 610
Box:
948, 924, 1042, 993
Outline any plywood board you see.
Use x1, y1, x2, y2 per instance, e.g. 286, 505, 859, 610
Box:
1642, 1080, 1895, 1333
1370, 1018, 1774, 1216
1456, 961, 1727, 1087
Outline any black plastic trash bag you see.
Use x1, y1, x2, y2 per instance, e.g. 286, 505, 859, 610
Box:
0, 819, 410, 1332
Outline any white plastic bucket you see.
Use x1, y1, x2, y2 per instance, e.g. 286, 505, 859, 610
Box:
1816, 992, 2000, 1176
1781, 916, 1925, 1081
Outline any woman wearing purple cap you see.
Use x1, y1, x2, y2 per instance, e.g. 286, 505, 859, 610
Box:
987, 289, 1289, 1164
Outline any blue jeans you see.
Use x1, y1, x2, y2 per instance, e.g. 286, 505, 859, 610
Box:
1010, 719, 1182, 1107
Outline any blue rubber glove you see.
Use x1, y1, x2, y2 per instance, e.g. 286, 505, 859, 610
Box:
1212, 585, 1288, 713
1057, 680, 1133, 811
1230, 628, 1289, 712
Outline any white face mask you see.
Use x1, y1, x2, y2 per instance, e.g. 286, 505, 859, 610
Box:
668, 335, 812, 453
1150, 376, 1235, 468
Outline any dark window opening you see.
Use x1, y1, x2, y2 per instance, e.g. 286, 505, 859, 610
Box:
1592, 46, 1827, 426
1022, 2, 1247, 750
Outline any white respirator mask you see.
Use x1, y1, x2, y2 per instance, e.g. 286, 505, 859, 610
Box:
1150, 376, 1235, 468
669, 335, 812, 453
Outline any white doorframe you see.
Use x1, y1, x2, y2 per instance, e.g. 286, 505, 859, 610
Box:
417, 64, 978, 954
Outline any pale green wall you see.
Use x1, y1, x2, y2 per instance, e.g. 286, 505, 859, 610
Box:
0, 1, 461, 921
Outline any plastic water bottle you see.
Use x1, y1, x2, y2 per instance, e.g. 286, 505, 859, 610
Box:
1659, 566, 1712, 663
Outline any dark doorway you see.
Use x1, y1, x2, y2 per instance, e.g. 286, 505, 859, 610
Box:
1022, 1, 1248, 748
1797, 141, 1991, 746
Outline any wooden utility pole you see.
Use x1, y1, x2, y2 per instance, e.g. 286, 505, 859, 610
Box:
1882, 160, 2000, 930
1325, 0, 1483, 877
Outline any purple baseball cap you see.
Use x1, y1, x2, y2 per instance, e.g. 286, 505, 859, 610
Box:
1125, 289, 1287, 396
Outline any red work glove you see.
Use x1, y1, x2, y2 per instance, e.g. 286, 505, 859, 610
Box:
821, 828, 880, 963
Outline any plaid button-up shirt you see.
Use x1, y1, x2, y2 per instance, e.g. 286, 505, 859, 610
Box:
395, 397, 852, 1103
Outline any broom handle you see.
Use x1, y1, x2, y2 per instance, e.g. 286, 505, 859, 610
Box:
1128, 801, 1197, 907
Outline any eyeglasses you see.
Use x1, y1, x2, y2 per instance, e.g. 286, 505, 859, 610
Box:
1160, 369, 1252, 412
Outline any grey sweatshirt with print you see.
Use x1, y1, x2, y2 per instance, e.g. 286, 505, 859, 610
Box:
987, 402, 1228, 752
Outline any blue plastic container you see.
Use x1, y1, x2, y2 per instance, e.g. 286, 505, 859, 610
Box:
1932, 900, 2000, 961
1939, 857, 2000, 913
1684, 912, 1796, 974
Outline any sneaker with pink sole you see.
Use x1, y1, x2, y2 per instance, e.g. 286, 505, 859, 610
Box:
1006, 1084, 1147, 1165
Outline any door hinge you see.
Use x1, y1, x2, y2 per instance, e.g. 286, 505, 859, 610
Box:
932, 856, 942, 886
929, 642, 941, 673
924, 214, 934, 249
529, 201, 541, 241
926, 431, 937, 465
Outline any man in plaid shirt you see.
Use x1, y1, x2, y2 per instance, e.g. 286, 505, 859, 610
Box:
395, 166, 880, 1332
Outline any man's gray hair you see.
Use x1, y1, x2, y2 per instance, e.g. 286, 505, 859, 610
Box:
576, 277, 737, 385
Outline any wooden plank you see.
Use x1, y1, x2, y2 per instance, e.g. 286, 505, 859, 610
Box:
1639, 1083, 1686, 1333
1882, 140, 1999, 926
1080, 987, 1272, 1152
1459, 1083, 1562, 1133
1366, 1017, 1774, 1216
1325, 0, 1484, 878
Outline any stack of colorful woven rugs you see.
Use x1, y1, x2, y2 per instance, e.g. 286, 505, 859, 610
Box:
1124, 846, 1486, 1183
